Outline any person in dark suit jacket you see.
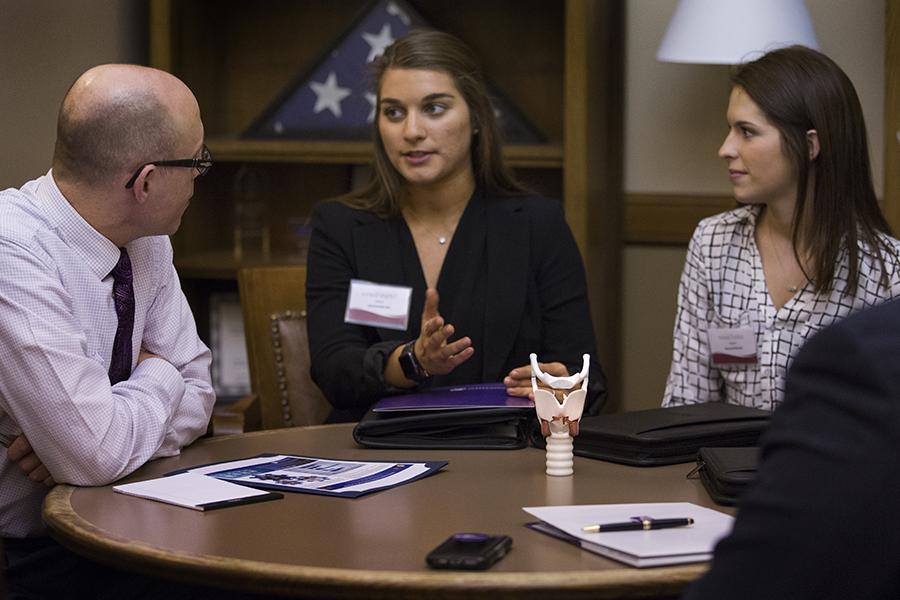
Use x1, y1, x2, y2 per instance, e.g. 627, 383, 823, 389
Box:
684, 296, 900, 600
306, 30, 606, 422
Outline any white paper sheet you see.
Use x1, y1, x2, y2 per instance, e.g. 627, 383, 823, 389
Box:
523, 502, 734, 568
113, 472, 276, 511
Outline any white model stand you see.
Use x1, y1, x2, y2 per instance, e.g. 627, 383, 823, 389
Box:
544, 420, 575, 476
530, 353, 589, 477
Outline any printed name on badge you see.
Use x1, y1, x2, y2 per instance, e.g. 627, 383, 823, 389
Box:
344, 280, 412, 331
708, 327, 758, 365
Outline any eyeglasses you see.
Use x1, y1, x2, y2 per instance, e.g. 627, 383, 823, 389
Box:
124, 144, 213, 189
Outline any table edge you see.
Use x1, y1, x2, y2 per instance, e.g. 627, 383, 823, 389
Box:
44, 485, 709, 598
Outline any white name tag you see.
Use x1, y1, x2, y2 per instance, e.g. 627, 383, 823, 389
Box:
708, 327, 758, 365
344, 279, 412, 331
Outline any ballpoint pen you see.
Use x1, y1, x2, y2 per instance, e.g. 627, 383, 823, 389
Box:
582, 516, 694, 533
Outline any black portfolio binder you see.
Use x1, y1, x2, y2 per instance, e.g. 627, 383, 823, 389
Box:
573, 402, 771, 466
352, 406, 534, 450
695, 446, 760, 506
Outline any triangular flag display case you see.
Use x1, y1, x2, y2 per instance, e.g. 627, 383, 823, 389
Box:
245, 0, 543, 144
149, 0, 624, 397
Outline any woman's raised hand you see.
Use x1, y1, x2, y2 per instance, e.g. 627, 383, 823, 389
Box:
415, 288, 474, 375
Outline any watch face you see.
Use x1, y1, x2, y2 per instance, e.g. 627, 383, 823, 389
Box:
400, 341, 427, 382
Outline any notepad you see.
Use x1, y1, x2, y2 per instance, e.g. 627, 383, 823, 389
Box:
113, 472, 282, 511
523, 502, 734, 568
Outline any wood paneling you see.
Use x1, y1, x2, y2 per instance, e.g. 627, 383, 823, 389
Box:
624, 194, 735, 244
565, 0, 625, 408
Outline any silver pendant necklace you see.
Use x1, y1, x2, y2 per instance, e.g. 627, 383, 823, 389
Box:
405, 208, 457, 246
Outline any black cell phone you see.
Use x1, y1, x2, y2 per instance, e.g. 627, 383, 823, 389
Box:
426, 532, 512, 570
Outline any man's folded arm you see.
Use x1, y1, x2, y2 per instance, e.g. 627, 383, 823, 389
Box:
136, 257, 215, 458
0, 246, 199, 486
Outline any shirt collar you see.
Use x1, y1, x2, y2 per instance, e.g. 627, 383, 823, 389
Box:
720, 203, 759, 227
41, 170, 122, 279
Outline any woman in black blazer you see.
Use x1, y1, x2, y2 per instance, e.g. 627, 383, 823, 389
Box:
306, 30, 606, 422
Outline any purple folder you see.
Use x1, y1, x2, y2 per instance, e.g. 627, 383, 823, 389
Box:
373, 383, 535, 412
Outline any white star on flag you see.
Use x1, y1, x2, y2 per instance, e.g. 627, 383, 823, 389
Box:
362, 23, 395, 62
310, 72, 352, 118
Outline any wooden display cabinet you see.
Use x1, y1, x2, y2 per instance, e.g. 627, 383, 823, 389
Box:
150, 0, 624, 401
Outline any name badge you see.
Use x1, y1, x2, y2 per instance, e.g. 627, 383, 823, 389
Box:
708, 327, 758, 365
344, 279, 412, 331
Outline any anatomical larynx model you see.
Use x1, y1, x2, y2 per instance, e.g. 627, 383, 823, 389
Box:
530, 353, 589, 477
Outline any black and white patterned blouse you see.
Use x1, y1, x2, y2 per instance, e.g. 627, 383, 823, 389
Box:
663, 205, 900, 411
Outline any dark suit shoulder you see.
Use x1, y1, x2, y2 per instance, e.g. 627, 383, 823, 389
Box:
805, 297, 900, 354
837, 295, 900, 333
804, 297, 900, 384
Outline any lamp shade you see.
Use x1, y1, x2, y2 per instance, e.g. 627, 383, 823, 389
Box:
657, 0, 819, 64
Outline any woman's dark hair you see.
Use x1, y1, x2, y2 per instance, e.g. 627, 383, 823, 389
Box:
341, 29, 526, 217
732, 45, 895, 294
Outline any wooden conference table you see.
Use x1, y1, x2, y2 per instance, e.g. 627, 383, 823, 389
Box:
43, 424, 733, 599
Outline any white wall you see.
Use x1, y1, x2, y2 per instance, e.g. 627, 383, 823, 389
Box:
0, 0, 146, 189
620, 0, 886, 411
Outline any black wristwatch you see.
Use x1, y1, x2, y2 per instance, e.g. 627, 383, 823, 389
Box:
398, 340, 430, 383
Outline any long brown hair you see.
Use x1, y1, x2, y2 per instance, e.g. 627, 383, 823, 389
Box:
732, 45, 895, 294
342, 29, 526, 217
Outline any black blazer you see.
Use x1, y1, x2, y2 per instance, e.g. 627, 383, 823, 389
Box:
684, 297, 900, 599
306, 190, 607, 422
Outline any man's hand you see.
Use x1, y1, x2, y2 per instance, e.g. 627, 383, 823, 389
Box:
7, 435, 55, 486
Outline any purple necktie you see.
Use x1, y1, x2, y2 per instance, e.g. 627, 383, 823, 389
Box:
108, 248, 135, 385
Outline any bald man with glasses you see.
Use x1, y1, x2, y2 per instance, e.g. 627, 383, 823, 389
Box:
0, 64, 216, 598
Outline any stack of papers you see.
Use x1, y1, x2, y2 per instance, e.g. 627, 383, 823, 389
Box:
113, 454, 448, 510
523, 502, 734, 568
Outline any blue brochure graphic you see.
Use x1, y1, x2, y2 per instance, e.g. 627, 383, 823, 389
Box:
171, 453, 447, 499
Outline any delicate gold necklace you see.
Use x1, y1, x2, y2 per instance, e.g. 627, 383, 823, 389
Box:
765, 222, 804, 293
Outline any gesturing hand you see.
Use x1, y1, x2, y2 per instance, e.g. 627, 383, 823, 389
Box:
7, 435, 55, 486
415, 288, 474, 376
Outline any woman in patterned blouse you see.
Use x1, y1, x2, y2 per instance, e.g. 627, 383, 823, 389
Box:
663, 45, 900, 410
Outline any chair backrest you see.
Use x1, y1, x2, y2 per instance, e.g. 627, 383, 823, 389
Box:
238, 265, 330, 429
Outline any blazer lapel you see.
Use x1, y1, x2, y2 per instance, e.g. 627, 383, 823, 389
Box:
482, 197, 529, 379
351, 216, 415, 339
352, 216, 407, 286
